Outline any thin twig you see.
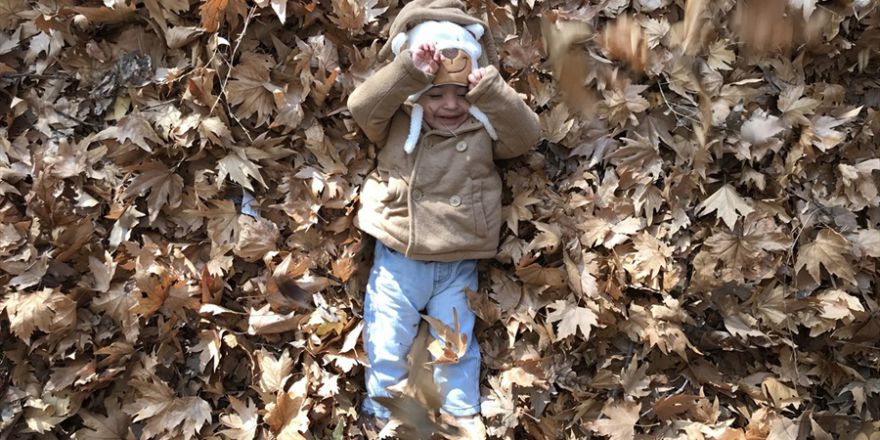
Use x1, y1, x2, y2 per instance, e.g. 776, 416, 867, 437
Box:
54, 108, 102, 129
211, 7, 258, 143
0, 72, 70, 80
656, 78, 701, 128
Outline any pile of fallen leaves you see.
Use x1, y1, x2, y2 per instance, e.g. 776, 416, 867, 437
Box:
1, 0, 880, 438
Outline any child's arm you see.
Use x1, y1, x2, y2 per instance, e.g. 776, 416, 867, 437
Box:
466, 66, 541, 160
347, 46, 438, 145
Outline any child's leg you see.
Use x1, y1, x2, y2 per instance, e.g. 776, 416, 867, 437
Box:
362, 242, 433, 420
425, 259, 481, 417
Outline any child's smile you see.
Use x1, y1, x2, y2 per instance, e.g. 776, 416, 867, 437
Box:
418, 84, 471, 131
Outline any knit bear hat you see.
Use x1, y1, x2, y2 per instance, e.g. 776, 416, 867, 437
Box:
383, 0, 499, 153
392, 20, 483, 86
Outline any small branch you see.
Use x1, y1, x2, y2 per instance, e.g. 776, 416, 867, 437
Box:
656, 78, 701, 128
0, 72, 70, 80
211, 7, 258, 143
54, 108, 102, 129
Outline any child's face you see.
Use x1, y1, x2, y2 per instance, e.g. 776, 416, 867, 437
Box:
417, 84, 470, 131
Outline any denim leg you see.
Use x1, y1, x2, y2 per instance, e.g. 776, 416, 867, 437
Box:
362, 242, 432, 419
426, 259, 481, 417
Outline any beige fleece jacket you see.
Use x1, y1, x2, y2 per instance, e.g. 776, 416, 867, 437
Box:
347, 52, 541, 261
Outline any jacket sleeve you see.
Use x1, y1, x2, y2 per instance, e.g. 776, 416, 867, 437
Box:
466, 66, 541, 160
347, 51, 434, 145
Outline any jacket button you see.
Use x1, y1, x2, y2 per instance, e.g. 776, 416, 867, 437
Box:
455, 141, 468, 152
449, 195, 461, 207
412, 189, 423, 201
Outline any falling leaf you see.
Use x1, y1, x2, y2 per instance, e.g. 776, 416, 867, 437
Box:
421, 309, 468, 365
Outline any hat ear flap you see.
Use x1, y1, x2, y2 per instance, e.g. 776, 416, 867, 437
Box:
391, 32, 408, 55
465, 23, 484, 40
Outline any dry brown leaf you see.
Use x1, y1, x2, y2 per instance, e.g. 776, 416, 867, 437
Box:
697, 185, 754, 230
219, 397, 259, 440
421, 309, 468, 365
795, 229, 855, 286
594, 400, 640, 440
546, 300, 598, 341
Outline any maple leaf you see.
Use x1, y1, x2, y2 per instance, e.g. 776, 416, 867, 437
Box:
777, 85, 819, 127
525, 221, 561, 254
540, 103, 575, 143
563, 247, 600, 299
621, 358, 652, 399
123, 374, 212, 440
604, 83, 650, 127
203, 199, 241, 248
795, 229, 856, 286
265, 377, 310, 439
111, 113, 163, 152
594, 400, 640, 440
217, 148, 267, 191
88, 251, 117, 292
225, 53, 278, 126
256, 348, 295, 397
629, 232, 671, 281
233, 215, 279, 262
199, 0, 246, 32
122, 160, 184, 223
642, 17, 670, 48
73, 398, 133, 440
219, 397, 259, 440
270, 84, 304, 133
2, 288, 55, 341
707, 39, 735, 71
546, 300, 599, 341
607, 133, 663, 179
190, 329, 223, 372
697, 184, 754, 229
504, 190, 540, 235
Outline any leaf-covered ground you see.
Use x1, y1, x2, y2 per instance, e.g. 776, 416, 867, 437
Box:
1, 0, 880, 439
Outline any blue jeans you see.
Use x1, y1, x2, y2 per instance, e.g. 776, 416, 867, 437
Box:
362, 241, 481, 419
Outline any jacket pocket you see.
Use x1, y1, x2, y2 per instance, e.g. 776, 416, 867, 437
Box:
472, 179, 488, 238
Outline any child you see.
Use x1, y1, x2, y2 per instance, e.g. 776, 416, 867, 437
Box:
347, 0, 540, 437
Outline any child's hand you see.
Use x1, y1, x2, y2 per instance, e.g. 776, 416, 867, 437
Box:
467, 67, 488, 90
412, 43, 441, 75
